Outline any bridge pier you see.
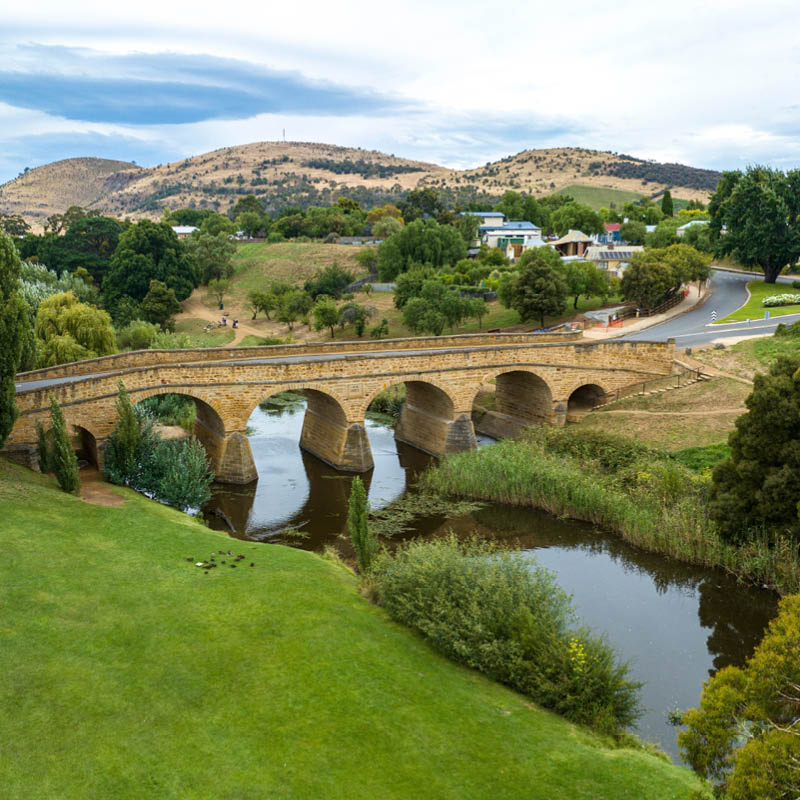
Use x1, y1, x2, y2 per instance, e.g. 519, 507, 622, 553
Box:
394, 382, 477, 457
298, 390, 374, 472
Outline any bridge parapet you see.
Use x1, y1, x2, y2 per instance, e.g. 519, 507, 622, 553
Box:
6, 337, 674, 482
15, 330, 583, 384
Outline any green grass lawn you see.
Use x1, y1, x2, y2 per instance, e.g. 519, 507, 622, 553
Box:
555, 184, 645, 211
0, 460, 704, 799
715, 280, 800, 323
173, 318, 236, 347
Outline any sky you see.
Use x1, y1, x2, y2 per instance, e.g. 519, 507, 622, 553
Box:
2, 0, 800, 183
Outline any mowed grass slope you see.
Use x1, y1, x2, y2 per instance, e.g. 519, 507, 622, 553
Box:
0, 461, 703, 799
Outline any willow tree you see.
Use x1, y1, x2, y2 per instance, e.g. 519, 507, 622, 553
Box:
0, 230, 32, 448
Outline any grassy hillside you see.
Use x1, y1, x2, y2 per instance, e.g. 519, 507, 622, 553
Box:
554, 184, 645, 210
0, 460, 704, 798
1, 142, 717, 228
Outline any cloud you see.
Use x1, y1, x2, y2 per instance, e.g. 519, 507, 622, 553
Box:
0, 45, 407, 125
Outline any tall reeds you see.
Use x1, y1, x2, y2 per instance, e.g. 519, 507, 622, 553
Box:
421, 433, 800, 595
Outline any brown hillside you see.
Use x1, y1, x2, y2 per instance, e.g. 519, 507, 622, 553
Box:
0, 142, 717, 229
0, 158, 141, 229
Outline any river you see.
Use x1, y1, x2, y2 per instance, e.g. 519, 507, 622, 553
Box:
203, 398, 778, 762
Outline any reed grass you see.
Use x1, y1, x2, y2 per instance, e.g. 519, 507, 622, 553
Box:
421, 434, 800, 595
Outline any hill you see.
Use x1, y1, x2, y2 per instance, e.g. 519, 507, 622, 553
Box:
0, 157, 141, 227
0, 142, 719, 230
0, 459, 704, 799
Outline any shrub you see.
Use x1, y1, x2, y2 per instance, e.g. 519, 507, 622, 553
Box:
116, 319, 159, 351
266, 231, 284, 243
761, 293, 800, 307
367, 385, 405, 420
372, 535, 641, 732
147, 438, 213, 511
48, 395, 80, 493
104, 383, 159, 489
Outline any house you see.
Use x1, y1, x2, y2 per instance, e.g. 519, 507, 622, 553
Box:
551, 229, 594, 257
171, 225, 198, 238
676, 220, 709, 238
482, 220, 543, 258
584, 245, 644, 278
595, 222, 621, 245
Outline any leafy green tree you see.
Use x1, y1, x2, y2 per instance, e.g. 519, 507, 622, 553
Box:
468, 297, 488, 328
0, 213, 30, 237
402, 297, 430, 334
453, 213, 480, 247
678, 594, 800, 798
619, 254, 675, 310
372, 216, 403, 239
366, 203, 403, 226
397, 187, 446, 223
103, 220, 199, 309
247, 289, 277, 320
710, 165, 800, 282
550, 202, 603, 236
645, 218, 683, 248
139, 280, 182, 331
35, 291, 115, 367
509, 247, 568, 328
313, 295, 340, 338
660, 190, 674, 217
370, 318, 389, 339
708, 355, 800, 543
36, 216, 124, 284
377, 219, 466, 280
0, 230, 32, 448
199, 213, 236, 237
164, 207, 214, 227
235, 211, 265, 238
276, 290, 312, 331
304, 262, 354, 299
661, 243, 711, 288
393, 267, 434, 309
339, 301, 375, 337
208, 278, 231, 308
347, 476, 377, 572
355, 246, 379, 274
184, 231, 236, 283
48, 395, 80, 494
229, 195, 266, 220
620, 220, 646, 244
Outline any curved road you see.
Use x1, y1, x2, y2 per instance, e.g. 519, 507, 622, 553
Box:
623, 269, 799, 347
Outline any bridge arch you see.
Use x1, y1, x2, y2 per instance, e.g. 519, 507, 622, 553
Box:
566, 383, 608, 422
361, 378, 475, 459
470, 368, 556, 440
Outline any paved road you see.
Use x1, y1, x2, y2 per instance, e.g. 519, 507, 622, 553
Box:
622, 269, 799, 347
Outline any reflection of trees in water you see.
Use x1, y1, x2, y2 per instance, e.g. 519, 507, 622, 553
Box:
697, 579, 778, 674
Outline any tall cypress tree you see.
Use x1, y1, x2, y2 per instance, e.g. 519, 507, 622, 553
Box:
0, 231, 32, 447
49, 395, 80, 493
661, 190, 674, 217
347, 476, 377, 573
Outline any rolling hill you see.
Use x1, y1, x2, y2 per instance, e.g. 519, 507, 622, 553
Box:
0, 142, 719, 230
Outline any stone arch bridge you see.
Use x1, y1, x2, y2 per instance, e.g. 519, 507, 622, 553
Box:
7, 332, 674, 484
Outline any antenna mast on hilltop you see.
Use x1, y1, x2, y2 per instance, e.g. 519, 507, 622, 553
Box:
282, 128, 286, 142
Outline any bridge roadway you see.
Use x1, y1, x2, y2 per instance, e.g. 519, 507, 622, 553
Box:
8, 333, 675, 483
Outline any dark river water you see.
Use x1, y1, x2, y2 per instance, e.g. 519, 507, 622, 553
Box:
203, 400, 778, 762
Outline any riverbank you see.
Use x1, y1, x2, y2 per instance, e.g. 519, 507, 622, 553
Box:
421, 429, 800, 595
0, 459, 704, 799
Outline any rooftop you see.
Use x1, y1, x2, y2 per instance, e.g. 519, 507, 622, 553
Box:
551, 229, 593, 245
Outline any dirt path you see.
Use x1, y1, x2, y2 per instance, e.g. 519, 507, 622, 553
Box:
79, 468, 127, 507
178, 292, 261, 345
600, 408, 744, 416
